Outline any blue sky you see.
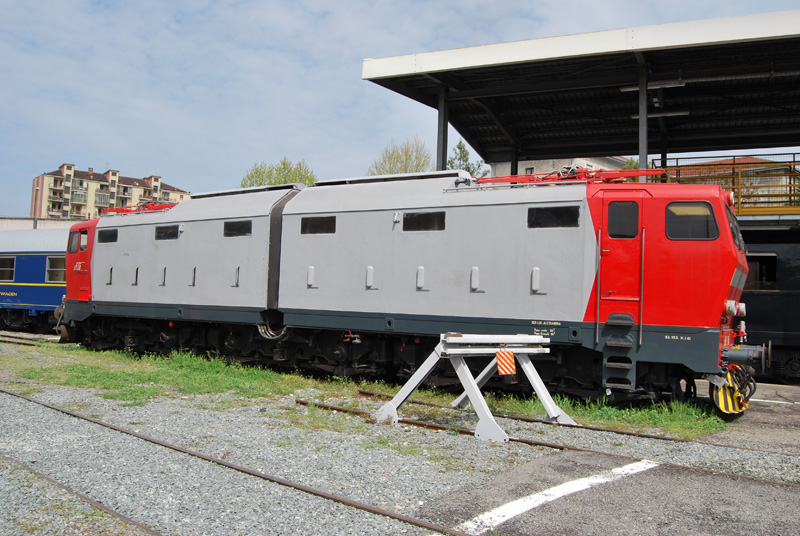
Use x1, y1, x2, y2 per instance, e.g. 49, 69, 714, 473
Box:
1, 1, 797, 217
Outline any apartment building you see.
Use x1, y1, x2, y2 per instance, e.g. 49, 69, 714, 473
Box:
30, 164, 190, 220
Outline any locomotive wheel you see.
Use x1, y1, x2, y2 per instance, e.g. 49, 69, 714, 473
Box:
58, 325, 76, 343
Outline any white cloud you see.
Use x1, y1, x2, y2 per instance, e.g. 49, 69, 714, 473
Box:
1, 0, 797, 215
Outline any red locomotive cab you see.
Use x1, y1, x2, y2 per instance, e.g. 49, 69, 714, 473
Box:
66, 219, 99, 302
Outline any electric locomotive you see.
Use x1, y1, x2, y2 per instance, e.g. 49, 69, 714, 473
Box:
58, 169, 765, 414
0, 228, 69, 333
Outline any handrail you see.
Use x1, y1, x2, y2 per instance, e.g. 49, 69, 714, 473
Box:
652, 155, 800, 215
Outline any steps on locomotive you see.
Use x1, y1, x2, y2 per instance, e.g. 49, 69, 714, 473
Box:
602, 314, 636, 390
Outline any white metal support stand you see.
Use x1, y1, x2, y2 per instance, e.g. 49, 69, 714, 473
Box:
374, 333, 575, 443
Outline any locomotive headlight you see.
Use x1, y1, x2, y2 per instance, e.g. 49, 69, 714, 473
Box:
725, 300, 738, 316
736, 302, 747, 317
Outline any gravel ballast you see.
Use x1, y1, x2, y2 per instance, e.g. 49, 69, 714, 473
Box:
1, 343, 798, 535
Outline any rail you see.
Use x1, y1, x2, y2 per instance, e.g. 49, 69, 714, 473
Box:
653, 154, 800, 215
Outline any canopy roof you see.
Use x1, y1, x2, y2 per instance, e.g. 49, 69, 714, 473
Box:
363, 11, 800, 164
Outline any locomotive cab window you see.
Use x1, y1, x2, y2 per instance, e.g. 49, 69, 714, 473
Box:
46, 256, 66, 283
155, 225, 180, 240
403, 211, 446, 232
607, 201, 639, 238
528, 206, 580, 228
666, 202, 719, 240
224, 220, 252, 237
301, 216, 336, 235
97, 229, 118, 243
0, 257, 14, 282
68, 229, 88, 253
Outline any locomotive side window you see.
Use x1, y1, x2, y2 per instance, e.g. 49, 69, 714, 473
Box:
301, 216, 336, 235
68, 229, 88, 253
527, 206, 580, 228
0, 257, 14, 281
403, 211, 446, 232
666, 202, 719, 240
607, 201, 639, 238
155, 225, 180, 240
46, 256, 66, 283
224, 220, 252, 237
97, 229, 118, 243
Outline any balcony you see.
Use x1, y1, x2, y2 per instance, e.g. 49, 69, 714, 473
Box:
95, 193, 110, 206
70, 192, 87, 205
49, 182, 63, 191
117, 189, 132, 198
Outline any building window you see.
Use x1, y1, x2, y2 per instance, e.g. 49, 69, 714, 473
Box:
301, 216, 336, 235
155, 225, 180, 240
97, 229, 118, 243
403, 211, 446, 232
0, 257, 15, 281
608, 201, 639, 238
527, 206, 580, 228
524, 167, 535, 175
224, 220, 252, 237
666, 201, 719, 240
46, 256, 66, 282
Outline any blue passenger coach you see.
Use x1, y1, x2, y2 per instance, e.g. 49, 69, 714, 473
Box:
0, 228, 69, 333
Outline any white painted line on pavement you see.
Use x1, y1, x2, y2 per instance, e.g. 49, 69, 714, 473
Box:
454, 460, 660, 536
749, 398, 798, 405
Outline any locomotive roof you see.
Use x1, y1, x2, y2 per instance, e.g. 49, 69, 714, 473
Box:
0, 228, 69, 254
285, 173, 589, 214
97, 187, 299, 227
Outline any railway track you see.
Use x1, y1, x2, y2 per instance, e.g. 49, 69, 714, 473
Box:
356, 389, 800, 460
0, 330, 59, 346
294, 393, 800, 487
0, 387, 470, 536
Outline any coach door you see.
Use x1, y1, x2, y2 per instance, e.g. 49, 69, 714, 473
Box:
599, 192, 645, 311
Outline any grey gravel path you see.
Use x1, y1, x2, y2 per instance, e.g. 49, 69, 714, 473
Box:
1, 342, 798, 535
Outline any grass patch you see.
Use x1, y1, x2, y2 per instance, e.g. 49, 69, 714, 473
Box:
492, 392, 726, 440
10, 346, 314, 405
2, 343, 726, 439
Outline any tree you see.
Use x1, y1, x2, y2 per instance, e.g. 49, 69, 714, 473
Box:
240, 157, 317, 188
622, 158, 640, 170
447, 139, 489, 177
367, 136, 434, 175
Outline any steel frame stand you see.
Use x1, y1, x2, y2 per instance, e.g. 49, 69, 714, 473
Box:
374, 333, 575, 443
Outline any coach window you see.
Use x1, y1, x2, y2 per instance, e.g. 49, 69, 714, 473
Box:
745, 253, 777, 291
403, 211, 446, 232
155, 225, 180, 240
301, 216, 336, 235
224, 220, 252, 237
46, 257, 66, 283
0, 257, 14, 281
528, 206, 580, 228
607, 201, 639, 238
97, 229, 118, 243
666, 202, 719, 240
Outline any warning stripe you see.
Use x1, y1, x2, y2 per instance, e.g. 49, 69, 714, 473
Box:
496, 351, 515, 375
